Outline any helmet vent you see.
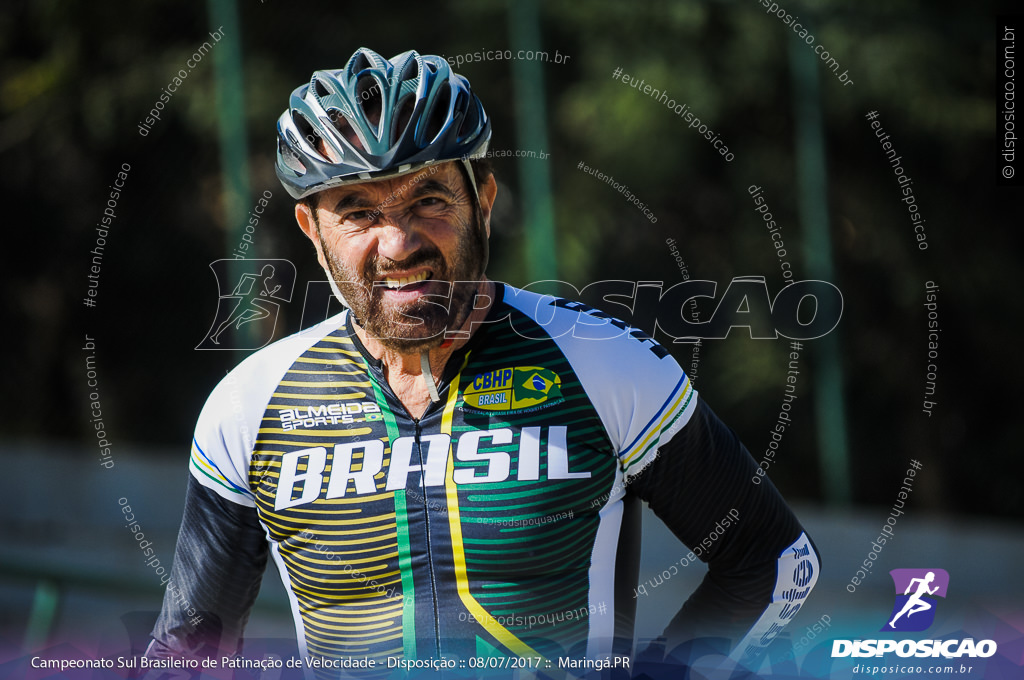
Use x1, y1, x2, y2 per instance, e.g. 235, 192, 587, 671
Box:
279, 138, 306, 174
455, 92, 479, 142
313, 78, 330, 100
351, 51, 372, 74
356, 75, 383, 129
329, 111, 364, 153
398, 58, 419, 85
291, 111, 327, 160
422, 85, 451, 145
394, 94, 415, 141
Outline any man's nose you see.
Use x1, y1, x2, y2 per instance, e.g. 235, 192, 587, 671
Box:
375, 215, 421, 262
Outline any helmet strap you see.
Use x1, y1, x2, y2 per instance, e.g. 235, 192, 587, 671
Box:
460, 157, 481, 202
458, 158, 489, 275
420, 350, 442, 403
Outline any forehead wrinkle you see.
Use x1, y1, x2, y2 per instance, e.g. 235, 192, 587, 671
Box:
324, 187, 378, 214
408, 179, 459, 201
320, 163, 467, 218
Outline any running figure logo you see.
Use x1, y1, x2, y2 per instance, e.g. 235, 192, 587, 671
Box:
197, 259, 296, 350
882, 568, 950, 632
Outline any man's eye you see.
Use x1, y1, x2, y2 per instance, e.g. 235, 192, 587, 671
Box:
417, 197, 445, 208
344, 210, 373, 223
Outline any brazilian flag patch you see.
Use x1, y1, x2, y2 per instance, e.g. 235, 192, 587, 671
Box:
463, 366, 563, 412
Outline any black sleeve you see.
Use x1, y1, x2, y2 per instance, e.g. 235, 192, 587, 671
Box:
145, 476, 269, 660
627, 396, 820, 655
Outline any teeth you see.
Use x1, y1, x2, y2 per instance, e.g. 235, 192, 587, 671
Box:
384, 271, 429, 289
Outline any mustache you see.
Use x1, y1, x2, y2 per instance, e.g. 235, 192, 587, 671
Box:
366, 248, 447, 280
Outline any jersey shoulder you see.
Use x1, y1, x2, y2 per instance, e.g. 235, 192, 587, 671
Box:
190, 311, 351, 505
499, 285, 697, 474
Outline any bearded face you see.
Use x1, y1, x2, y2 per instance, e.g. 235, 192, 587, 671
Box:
319, 209, 487, 353
303, 162, 491, 353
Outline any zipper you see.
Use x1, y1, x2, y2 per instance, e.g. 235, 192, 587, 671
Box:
347, 308, 488, 661
357, 349, 447, 658
365, 365, 445, 657
412, 416, 444, 658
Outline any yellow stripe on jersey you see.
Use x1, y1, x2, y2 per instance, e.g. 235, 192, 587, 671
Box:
440, 354, 555, 668
291, 356, 362, 365
270, 391, 372, 400
621, 378, 692, 467
263, 395, 374, 409
255, 428, 375, 439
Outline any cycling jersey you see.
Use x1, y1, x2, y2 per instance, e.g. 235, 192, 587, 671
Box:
149, 282, 818, 675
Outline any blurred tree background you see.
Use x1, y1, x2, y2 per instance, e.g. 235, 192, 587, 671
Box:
1, 0, 1017, 518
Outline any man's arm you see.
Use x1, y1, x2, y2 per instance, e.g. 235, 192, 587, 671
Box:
627, 396, 820, 664
145, 476, 269, 660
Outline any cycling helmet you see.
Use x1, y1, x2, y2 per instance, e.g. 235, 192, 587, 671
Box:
276, 48, 491, 200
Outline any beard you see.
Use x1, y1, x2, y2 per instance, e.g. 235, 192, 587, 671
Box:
320, 216, 488, 354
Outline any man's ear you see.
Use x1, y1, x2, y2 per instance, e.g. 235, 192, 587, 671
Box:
295, 200, 328, 270
478, 174, 498, 238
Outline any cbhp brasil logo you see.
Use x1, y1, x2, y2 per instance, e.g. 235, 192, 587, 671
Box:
882, 568, 949, 632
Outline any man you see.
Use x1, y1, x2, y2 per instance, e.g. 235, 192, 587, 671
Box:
147, 47, 819, 675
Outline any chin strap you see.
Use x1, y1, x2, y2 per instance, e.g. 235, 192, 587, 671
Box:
420, 350, 441, 403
